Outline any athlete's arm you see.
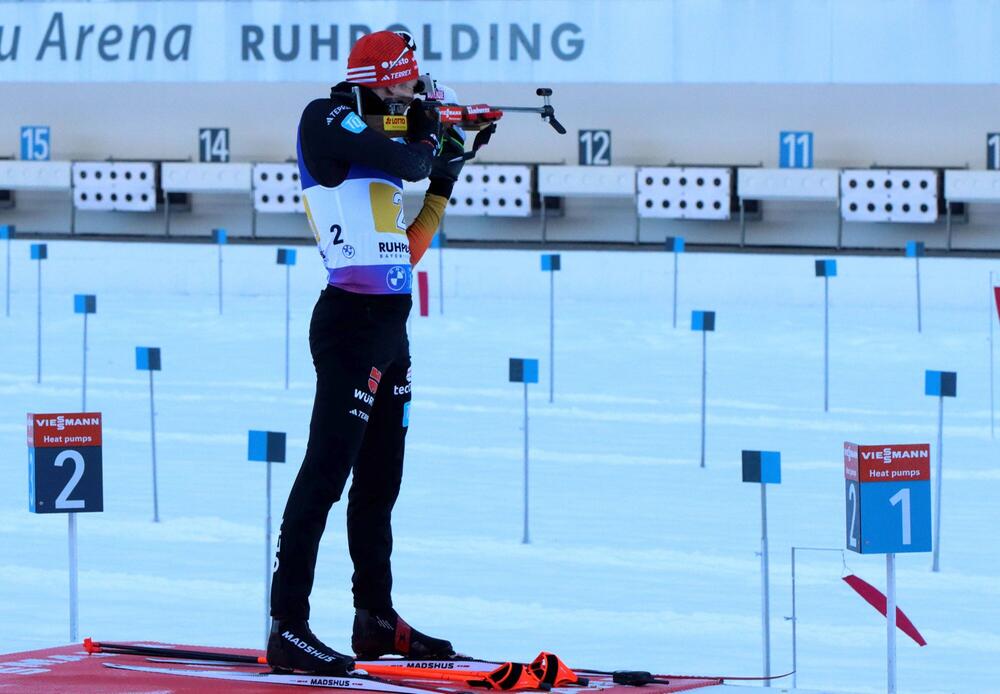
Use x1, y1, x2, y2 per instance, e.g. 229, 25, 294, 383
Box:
407, 188, 449, 266
407, 128, 465, 266
299, 99, 436, 186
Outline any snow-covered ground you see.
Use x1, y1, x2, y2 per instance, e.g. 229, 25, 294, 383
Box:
1, 239, 999, 694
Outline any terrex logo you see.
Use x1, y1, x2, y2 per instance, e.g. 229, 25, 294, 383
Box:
368, 367, 382, 394
326, 105, 349, 125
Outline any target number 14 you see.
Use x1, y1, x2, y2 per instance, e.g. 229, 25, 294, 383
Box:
199, 128, 231, 163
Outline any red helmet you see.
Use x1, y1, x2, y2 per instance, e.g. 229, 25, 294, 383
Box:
347, 30, 419, 87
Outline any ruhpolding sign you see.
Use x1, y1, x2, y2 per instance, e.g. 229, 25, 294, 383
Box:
2, 1, 999, 84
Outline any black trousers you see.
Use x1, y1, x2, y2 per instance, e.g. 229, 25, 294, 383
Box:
271, 286, 412, 620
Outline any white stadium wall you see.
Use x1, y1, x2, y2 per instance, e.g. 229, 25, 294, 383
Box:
3, 0, 1000, 250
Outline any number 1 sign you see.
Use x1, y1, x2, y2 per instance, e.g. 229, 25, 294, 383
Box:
844, 441, 930, 694
844, 442, 931, 554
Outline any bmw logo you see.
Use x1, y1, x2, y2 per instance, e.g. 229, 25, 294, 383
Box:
386, 266, 408, 291
342, 244, 355, 259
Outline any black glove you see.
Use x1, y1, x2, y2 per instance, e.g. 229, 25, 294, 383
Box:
407, 99, 441, 151
430, 127, 467, 183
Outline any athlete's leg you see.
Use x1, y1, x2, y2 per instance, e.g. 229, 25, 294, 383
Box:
347, 350, 454, 658
270, 292, 380, 621
347, 352, 411, 610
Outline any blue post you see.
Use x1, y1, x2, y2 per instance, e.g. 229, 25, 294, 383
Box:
136, 347, 163, 523
31, 243, 47, 383
665, 236, 685, 329
74, 295, 97, 410
692, 311, 716, 467
815, 260, 837, 412
742, 450, 782, 685
925, 369, 957, 572
509, 358, 539, 544
431, 231, 445, 315
1, 224, 13, 318
276, 249, 297, 389
906, 242, 925, 333
213, 228, 227, 315
541, 254, 561, 403
249, 429, 287, 646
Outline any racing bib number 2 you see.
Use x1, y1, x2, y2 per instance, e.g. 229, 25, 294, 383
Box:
370, 183, 407, 234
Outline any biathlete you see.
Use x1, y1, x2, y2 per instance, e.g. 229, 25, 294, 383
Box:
266, 30, 465, 675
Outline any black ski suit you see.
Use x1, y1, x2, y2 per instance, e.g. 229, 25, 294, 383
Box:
270, 83, 451, 620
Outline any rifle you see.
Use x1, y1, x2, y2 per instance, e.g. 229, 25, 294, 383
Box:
355, 74, 565, 160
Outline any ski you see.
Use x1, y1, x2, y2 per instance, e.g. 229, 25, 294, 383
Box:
87, 639, 784, 687
102, 662, 458, 693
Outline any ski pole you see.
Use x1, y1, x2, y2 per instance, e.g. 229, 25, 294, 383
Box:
576, 667, 794, 684
84, 638, 267, 665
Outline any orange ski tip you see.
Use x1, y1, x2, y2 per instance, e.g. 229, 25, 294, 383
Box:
83, 637, 99, 654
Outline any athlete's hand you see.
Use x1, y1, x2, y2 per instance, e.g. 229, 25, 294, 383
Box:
407, 99, 441, 152
430, 127, 467, 183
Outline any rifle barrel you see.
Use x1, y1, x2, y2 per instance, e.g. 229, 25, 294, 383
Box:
491, 106, 545, 114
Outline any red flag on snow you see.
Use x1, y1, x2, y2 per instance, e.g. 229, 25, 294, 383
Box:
993, 286, 1000, 322
842, 575, 927, 646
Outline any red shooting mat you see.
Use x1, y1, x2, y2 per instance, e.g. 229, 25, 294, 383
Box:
0, 643, 722, 693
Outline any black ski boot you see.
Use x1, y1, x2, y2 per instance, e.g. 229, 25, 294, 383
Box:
267, 619, 355, 674
352, 608, 455, 659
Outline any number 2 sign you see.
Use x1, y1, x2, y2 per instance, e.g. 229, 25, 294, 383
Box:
844, 442, 931, 554
27, 412, 104, 513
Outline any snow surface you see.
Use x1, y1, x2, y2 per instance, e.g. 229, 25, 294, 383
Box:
1, 239, 999, 694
